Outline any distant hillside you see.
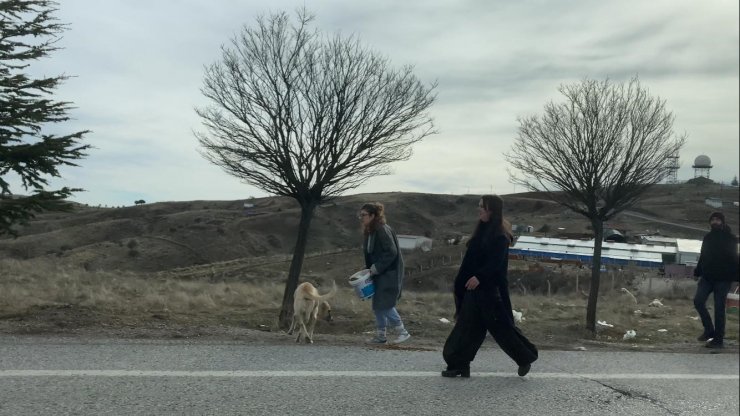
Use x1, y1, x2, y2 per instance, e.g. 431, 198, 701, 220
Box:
1, 184, 736, 273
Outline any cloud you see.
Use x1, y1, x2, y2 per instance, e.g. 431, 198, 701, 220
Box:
12, 0, 736, 206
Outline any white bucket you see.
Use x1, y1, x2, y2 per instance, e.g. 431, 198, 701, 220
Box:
349, 269, 374, 301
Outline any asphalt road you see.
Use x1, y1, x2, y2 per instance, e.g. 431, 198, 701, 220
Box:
1, 336, 737, 415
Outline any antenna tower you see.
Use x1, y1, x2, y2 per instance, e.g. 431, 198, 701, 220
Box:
665, 152, 679, 184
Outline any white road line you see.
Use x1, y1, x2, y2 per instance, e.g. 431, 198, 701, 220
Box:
0, 370, 737, 380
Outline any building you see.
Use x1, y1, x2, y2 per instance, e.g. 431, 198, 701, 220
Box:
511, 236, 682, 268
692, 154, 713, 179
397, 235, 433, 252
676, 238, 702, 265
639, 235, 679, 246
704, 197, 723, 208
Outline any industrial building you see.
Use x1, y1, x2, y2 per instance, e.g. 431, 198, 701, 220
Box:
510, 236, 700, 269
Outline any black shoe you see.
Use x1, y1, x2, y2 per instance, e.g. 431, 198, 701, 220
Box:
518, 363, 531, 377
441, 366, 470, 378
705, 340, 724, 349
697, 333, 714, 342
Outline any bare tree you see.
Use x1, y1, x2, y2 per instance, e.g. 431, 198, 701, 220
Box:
506, 77, 685, 333
195, 10, 436, 325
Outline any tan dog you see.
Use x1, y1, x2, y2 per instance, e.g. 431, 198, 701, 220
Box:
287, 281, 337, 344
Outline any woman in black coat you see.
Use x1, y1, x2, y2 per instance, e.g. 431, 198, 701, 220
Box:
359, 202, 410, 344
442, 195, 538, 377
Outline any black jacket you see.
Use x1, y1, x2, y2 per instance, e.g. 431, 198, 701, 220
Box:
694, 226, 739, 282
453, 222, 513, 319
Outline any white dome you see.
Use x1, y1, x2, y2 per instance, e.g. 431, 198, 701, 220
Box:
693, 155, 712, 168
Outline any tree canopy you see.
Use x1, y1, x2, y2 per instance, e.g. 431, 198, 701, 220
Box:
0, 0, 90, 236
196, 10, 436, 324
507, 77, 685, 332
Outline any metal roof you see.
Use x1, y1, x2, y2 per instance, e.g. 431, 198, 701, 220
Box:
511, 236, 680, 267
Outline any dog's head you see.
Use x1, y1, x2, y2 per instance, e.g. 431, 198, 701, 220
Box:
319, 301, 333, 322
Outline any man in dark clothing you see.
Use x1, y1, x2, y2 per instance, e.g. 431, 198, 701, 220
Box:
693, 212, 739, 348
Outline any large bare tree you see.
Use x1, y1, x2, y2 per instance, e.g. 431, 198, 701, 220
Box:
506, 77, 685, 333
196, 10, 436, 325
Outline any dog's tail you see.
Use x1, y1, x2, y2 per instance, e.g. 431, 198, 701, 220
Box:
309, 280, 337, 302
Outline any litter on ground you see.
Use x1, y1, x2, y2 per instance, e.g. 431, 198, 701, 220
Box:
512, 310, 523, 323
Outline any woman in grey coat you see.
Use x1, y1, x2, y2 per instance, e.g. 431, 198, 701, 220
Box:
359, 202, 410, 344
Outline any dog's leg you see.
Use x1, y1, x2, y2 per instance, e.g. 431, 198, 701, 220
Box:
295, 325, 304, 343
287, 315, 296, 335
307, 315, 317, 344
299, 322, 311, 343
294, 316, 305, 343
301, 302, 316, 343
306, 303, 320, 344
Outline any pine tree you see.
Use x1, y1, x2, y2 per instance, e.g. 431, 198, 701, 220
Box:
1, 0, 90, 236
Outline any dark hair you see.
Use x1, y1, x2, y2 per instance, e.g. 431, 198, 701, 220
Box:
468, 194, 513, 246
361, 202, 387, 235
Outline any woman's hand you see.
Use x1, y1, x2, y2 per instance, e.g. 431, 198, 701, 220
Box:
465, 276, 480, 290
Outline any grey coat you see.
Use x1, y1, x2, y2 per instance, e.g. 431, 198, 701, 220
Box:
363, 223, 405, 310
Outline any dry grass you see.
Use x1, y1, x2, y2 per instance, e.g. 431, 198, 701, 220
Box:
1, 258, 737, 349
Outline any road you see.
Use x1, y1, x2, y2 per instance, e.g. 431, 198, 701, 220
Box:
1, 336, 737, 415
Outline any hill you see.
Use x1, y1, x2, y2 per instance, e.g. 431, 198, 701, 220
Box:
0, 183, 737, 275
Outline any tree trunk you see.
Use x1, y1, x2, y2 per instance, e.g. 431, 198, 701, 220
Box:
586, 220, 604, 333
278, 202, 316, 327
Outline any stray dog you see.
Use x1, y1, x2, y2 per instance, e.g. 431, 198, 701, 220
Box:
287, 281, 337, 344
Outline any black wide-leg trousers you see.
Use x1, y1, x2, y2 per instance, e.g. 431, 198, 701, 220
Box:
443, 289, 538, 370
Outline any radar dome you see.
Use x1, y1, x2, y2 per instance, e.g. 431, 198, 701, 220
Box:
693, 155, 712, 168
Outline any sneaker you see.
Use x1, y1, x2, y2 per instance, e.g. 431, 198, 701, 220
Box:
391, 331, 411, 344
389, 326, 411, 344
367, 335, 387, 344
697, 333, 714, 342
441, 366, 470, 378
705, 340, 724, 349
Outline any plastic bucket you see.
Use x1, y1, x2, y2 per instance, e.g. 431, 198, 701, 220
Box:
349, 270, 374, 301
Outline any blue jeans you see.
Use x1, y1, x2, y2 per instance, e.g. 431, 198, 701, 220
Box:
374, 307, 403, 331
693, 278, 732, 342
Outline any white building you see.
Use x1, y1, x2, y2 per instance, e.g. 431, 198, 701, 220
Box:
675, 238, 702, 265
397, 235, 433, 252
704, 197, 723, 208
511, 236, 683, 268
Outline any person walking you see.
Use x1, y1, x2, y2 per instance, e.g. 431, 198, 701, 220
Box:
442, 195, 538, 377
359, 202, 410, 344
693, 211, 739, 349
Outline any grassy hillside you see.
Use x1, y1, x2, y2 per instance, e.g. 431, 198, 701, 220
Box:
0, 183, 737, 275
1, 183, 738, 349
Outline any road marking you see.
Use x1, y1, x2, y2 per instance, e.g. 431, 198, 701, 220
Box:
0, 370, 737, 380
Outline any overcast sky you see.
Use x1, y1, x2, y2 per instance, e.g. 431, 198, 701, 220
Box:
23, 0, 740, 206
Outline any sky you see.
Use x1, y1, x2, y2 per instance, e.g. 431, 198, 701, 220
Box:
15, 0, 740, 206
